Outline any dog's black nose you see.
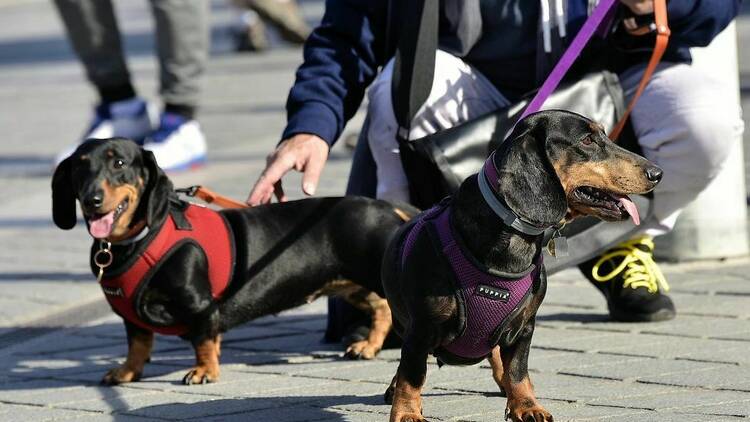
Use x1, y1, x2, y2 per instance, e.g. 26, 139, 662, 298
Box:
645, 166, 663, 183
83, 193, 104, 210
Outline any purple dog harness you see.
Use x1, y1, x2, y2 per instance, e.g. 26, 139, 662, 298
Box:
399, 156, 544, 360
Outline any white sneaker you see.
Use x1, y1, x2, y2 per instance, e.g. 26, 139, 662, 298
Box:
143, 112, 207, 171
54, 97, 155, 164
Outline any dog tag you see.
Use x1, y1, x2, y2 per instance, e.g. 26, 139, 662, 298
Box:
547, 236, 569, 258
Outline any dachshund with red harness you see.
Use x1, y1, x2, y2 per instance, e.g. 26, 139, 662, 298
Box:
52, 138, 415, 385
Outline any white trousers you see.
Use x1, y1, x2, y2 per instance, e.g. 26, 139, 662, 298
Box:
367, 50, 744, 235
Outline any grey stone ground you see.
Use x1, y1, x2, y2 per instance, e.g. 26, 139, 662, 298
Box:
0, 1, 749, 421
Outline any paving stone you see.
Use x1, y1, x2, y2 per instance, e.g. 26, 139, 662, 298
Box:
533, 326, 666, 354
457, 402, 650, 422
525, 348, 652, 373
228, 331, 341, 355
0, 403, 98, 422
589, 388, 750, 412
637, 365, 750, 391
637, 315, 750, 340
63, 391, 224, 417
672, 399, 750, 418
73, 414, 160, 422
671, 293, 750, 319
195, 402, 355, 422
559, 357, 725, 382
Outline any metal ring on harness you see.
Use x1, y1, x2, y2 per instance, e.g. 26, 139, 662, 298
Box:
94, 241, 113, 269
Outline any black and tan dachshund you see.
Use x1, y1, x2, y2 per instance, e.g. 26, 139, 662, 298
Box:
52, 138, 415, 385
381, 110, 663, 422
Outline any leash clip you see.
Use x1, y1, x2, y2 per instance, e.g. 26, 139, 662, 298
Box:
94, 240, 113, 283
174, 185, 200, 197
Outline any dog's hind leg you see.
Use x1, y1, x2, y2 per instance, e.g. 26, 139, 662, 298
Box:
312, 280, 393, 360
340, 289, 392, 360
102, 322, 154, 385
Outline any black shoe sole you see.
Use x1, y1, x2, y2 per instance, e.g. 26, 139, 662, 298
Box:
609, 305, 676, 322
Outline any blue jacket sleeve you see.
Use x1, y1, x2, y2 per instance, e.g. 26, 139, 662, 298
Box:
282, 0, 387, 146
666, 0, 740, 48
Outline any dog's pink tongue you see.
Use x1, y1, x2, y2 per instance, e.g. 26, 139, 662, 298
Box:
615, 195, 640, 226
88, 211, 115, 239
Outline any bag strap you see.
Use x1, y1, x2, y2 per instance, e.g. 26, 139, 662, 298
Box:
391, 0, 439, 140
608, 0, 670, 140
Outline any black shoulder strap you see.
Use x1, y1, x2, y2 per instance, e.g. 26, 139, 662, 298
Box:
391, 0, 439, 139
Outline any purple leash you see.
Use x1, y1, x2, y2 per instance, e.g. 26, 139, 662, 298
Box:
520, 0, 618, 120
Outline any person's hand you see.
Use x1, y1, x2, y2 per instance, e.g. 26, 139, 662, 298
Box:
247, 133, 330, 206
619, 0, 654, 15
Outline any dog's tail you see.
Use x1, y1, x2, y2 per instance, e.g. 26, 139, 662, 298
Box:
390, 201, 421, 222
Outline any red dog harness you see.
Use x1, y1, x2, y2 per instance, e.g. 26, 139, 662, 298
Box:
98, 203, 234, 335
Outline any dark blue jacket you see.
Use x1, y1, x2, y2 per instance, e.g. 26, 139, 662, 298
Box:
283, 0, 740, 146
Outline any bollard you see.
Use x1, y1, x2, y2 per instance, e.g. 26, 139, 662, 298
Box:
655, 22, 749, 261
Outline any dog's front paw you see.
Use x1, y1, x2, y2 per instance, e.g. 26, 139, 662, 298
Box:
390, 411, 427, 422
505, 398, 553, 422
182, 364, 219, 385
344, 339, 381, 360
101, 366, 141, 385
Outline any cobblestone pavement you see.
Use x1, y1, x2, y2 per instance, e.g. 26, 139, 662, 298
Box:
0, 1, 749, 421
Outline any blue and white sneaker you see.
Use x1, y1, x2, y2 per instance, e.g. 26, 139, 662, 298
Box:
143, 112, 207, 172
55, 97, 155, 164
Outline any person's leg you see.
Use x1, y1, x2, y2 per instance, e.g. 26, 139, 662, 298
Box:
52, 0, 153, 161
623, 62, 743, 235
150, 0, 209, 117
581, 62, 743, 322
53, 0, 134, 102
145, 0, 210, 171
367, 50, 510, 202
325, 120, 378, 344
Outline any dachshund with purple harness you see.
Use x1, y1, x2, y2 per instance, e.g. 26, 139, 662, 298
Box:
381, 110, 663, 422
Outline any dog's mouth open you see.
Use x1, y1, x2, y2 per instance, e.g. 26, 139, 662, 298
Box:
86, 198, 129, 239
571, 186, 640, 225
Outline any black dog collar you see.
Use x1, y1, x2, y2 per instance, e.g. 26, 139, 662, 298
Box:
478, 153, 549, 236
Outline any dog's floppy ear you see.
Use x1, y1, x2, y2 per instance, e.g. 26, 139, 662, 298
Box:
141, 150, 174, 227
495, 118, 568, 227
51, 156, 77, 230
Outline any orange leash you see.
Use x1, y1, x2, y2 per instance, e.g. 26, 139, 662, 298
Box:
609, 0, 670, 141
175, 185, 249, 209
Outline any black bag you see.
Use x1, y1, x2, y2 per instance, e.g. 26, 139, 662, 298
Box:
390, 0, 634, 209
398, 71, 627, 209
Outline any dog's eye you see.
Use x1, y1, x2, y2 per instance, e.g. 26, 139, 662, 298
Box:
113, 159, 126, 169
581, 136, 593, 146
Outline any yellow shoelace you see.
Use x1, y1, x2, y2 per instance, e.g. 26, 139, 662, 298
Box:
591, 236, 669, 294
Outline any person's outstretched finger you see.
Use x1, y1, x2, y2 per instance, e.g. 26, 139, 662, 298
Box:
247, 155, 292, 206
301, 148, 326, 196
